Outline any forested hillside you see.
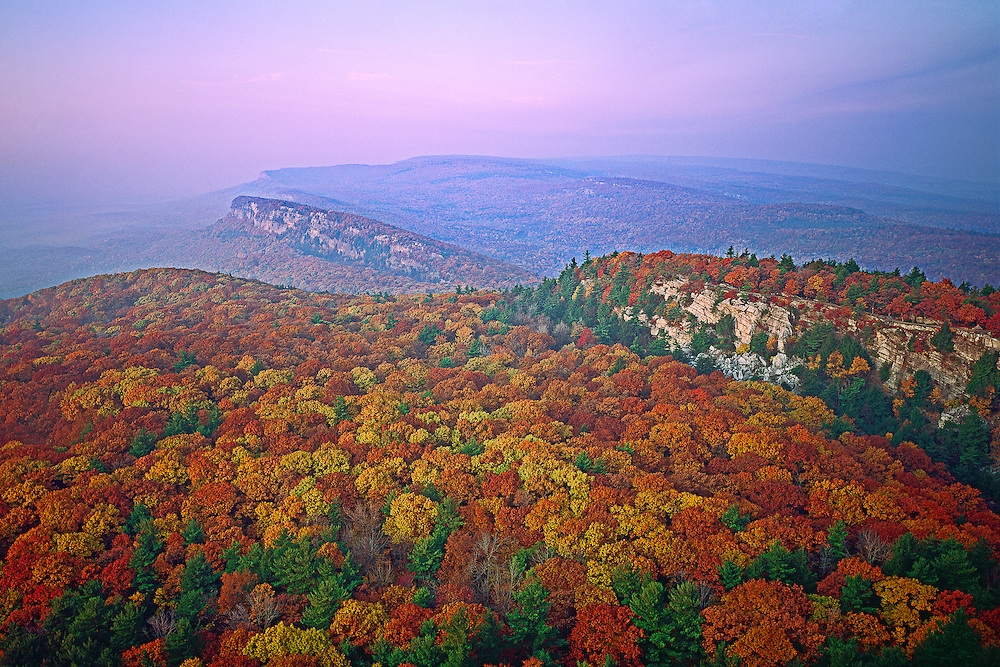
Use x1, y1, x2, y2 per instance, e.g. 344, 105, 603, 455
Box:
1, 266, 999, 666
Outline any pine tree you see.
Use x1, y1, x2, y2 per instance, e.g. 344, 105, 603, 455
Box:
165, 617, 198, 667
507, 577, 561, 663
931, 319, 955, 353
130, 526, 164, 593
778, 253, 795, 274
957, 410, 990, 473
718, 561, 743, 591
128, 428, 157, 458
177, 550, 219, 621
720, 505, 750, 533
301, 578, 348, 629
967, 351, 1000, 398
332, 395, 349, 421
827, 520, 849, 561
663, 581, 705, 665
109, 601, 145, 656
936, 540, 979, 593
841, 576, 878, 615
911, 609, 982, 667
182, 518, 204, 545
124, 502, 153, 536
885, 533, 919, 577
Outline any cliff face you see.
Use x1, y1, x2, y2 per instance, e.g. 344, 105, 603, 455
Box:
186, 197, 539, 294
859, 315, 1000, 399
225, 196, 451, 277
648, 278, 794, 351
640, 278, 999, 400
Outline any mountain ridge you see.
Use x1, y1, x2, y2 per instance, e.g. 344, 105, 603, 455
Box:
179, 196, 539, 293
3, 155, 999, 298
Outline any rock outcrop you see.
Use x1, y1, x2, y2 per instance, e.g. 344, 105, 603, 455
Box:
161, 197, 539, 294
634, 277, 999, 400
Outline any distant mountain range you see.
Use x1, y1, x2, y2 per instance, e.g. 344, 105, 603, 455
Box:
250, 156, 1000, 283
2, 155, 998, 297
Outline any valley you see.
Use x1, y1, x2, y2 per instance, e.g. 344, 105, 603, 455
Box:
3, 156, 998, 298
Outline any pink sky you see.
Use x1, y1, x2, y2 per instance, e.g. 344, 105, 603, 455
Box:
1, 1, 997, 205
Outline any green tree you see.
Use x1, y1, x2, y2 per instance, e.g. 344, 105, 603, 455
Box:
124, 501, 153, 536
718, 561, 743, 591
128, 428, 158, 458
176, 549, 219, 621
841, 576, 878, 615
507, 577, 562, 664
930, 319, 955, 353
181, 518, 204, 545
301, 577, 349, 629
165, 616, 197, 667
109, 600, 145, 657
41, 580, 119, 666
130, 525, 164, 594
720, 505, 751, 533
967, 351, 1000, 398
332, 395, 349, 421
911, 609, 984, 667
827, 520, 849, 561
744, 542, 815, 591
957, 410, 990, 473
614, 573, 704, 666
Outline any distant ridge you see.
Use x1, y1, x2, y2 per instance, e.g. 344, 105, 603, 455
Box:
255, 155, 1000, 284
184, 196, 537, 293
3, 154, 999, 297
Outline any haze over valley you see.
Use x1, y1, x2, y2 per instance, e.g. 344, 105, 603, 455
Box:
3, 155, 998, 298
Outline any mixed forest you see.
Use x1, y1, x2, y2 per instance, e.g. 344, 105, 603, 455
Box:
0, 249, 999, 666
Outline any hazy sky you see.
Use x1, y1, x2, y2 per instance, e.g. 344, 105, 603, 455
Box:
1, 1, 997, 206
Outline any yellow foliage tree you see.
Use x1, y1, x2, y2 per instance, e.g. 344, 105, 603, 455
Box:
383, 492, 438, 543
243, 621, 348, 666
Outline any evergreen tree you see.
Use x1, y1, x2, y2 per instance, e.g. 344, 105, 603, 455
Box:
720, 505, 751, 533
616, 574, 704, 666
130, 525, 164, 593
181, 518, 204, 545
302, 577, 349, 629
124, 501, 153, 536
911, 609, 982, 667
42, 581, 118, 666
718, 561, 743, 591
507, 577, 562, 664
930, 319, 955, 353
744, 542, 815, 591
778, 253, 795, 274
176, 549, 219, 621
332, 395, 349, 421
841, 576, 878, 615
936, 540, 980, 593
128, 427, 157, 458
165, 617, 198, 667
957, 410, 990, 473
109, 601, 145, 657
967, 351, 1000, 398
827, 520, 849, 561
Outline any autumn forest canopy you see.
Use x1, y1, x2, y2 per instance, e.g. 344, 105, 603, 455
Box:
1, 248, 1000, 667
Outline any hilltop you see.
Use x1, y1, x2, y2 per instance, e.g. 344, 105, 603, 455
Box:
1, 260, 1000, 665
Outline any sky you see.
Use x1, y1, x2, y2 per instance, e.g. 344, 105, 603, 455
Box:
0, 0, 997, 207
